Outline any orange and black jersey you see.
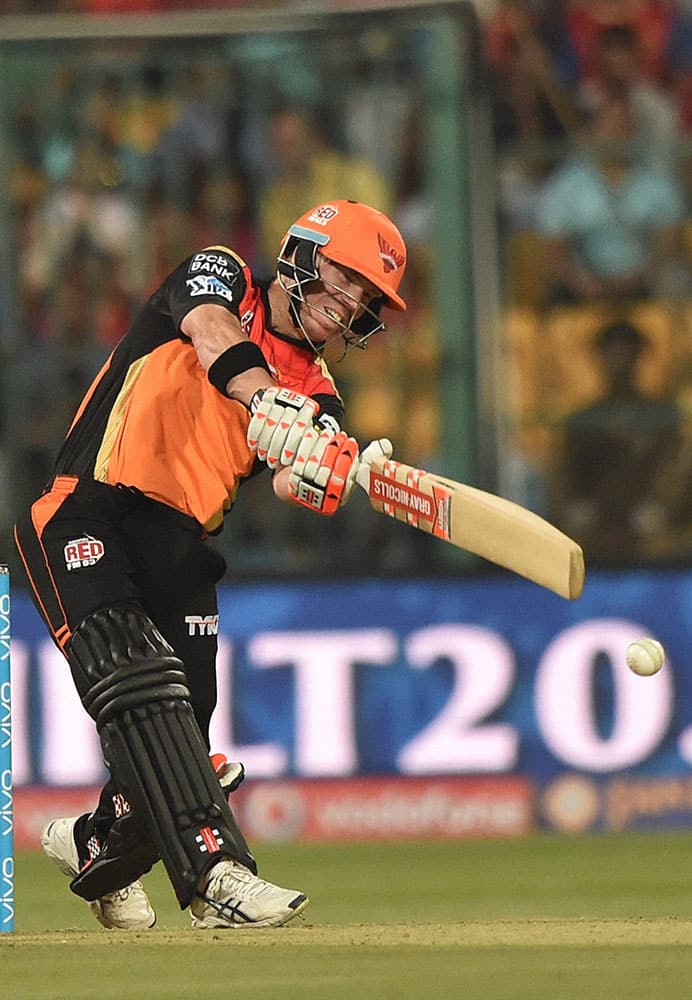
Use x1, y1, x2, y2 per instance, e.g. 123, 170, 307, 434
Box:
52, 246, 344, 533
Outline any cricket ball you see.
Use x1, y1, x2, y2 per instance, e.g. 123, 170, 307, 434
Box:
626, 638, 665, 677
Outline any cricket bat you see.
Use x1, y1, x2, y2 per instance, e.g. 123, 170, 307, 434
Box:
356, 451, 585, 600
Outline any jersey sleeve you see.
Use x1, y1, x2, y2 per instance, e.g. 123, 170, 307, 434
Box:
154, 247, 249, 331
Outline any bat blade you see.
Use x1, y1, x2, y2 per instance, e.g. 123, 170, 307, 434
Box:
361, 457, 585, 600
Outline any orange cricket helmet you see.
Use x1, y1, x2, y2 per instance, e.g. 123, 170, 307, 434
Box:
278, 199, 408, 312
276, 200, 408, 352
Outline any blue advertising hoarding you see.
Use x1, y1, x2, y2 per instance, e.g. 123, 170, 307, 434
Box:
8, 567, 692, 831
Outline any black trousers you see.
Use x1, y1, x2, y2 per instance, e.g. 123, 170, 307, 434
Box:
15, 477, 227, 867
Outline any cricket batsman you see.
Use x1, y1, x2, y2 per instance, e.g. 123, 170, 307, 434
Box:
14, 200, 407, 929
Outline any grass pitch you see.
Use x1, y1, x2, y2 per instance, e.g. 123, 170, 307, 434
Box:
4, 833, 692, 998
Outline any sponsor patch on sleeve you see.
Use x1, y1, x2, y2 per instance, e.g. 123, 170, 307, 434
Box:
188, 250, 242, 283
186, 275, 234, 302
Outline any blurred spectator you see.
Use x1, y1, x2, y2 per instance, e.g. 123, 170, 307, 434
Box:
10, 100, 49, 236
578, 23, 680, 164
189, 169, 259, 270
258, 106, 392, 270
39, 67, 83, 184
340, 30, 416, 184
142, 186, 197, 292
486, 0, 579, 148
83, 72, 129, 151
550, 318, 685, 563
14, 247, 111, 509
142, 169, 259, 292
485, 0, 579, 274
118, 65, 180, 192
21, 134, 147, 325
537, 95, 688, 304
561, 0, 686, 87
156, 65, 225, 208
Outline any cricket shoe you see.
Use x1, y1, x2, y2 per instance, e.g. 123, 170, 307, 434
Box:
190, 859, 309, 929
41, 816, 156, 930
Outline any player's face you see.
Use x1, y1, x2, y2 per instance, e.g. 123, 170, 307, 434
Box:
300, 254, 380, 344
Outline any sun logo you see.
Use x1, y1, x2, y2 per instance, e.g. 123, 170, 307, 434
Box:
377, 233, 405, 273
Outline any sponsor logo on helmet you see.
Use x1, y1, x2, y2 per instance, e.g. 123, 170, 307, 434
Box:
64, 536, 105, 571
377, 233, 405, 273
307, 205, 339, 226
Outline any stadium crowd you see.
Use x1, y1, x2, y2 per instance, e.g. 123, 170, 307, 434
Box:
4, 0, 692, 570
483, 1, 692, 564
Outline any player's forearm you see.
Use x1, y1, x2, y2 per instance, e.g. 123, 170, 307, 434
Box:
223, 368, 276, 407
183, 303, 276, 406
183, 303, 246, 368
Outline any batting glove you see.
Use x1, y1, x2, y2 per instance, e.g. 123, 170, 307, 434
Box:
247, 387, 319, 469
288, 428, 360, 516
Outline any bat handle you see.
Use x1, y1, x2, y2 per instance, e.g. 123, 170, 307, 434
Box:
355, 438, 393, 491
